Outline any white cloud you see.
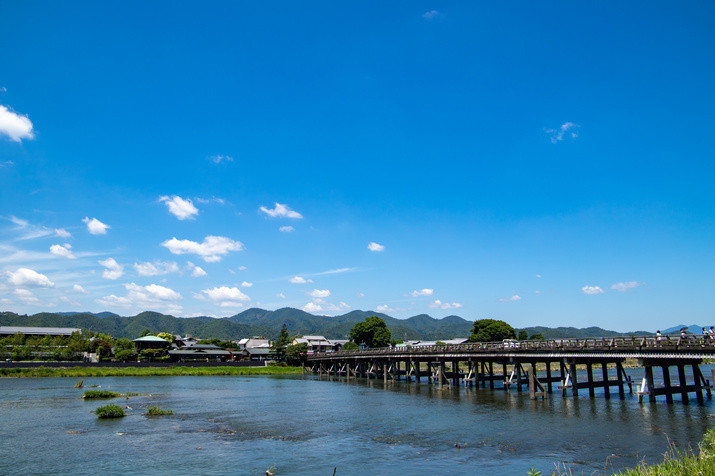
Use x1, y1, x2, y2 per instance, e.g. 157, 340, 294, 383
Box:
161, 236, 244, 262
6, 215, 55, 240
410, 288, 434, 297
186, 261, 207, 277
0, 105, 34, 142
499, 295, 522, 302
259, 202, 303, 219
209, 155, 233, 164
376, 304, 396, 313
159, 195, 199, 220
277, 292, 286, 299
428, 300, 463, 310
200, 286, 250, 308
303, 302, 323, 313
368, 242, 385, 252
324, 301, 350, 312
13, 288, 39, 304
134, 260, 179, 276
97, 282, 182, 312
73, 284, 88, 294
581, 285, 604, 295
237, 266, 247, 271
289, 276, 313, 284
83, 217, 110, 235
535, 274, 542, 278
98, 258, 124, 280
0, 160, 13, 168
59, 295, 81, 307
308, 289, 330, 298
357, 292, 365, 298
6, 268, 54, 287
546, 122, 580, 143
241, 281, 253, 288
50, 244, 75, 259
611, 281, 644, 292
55, 228, 71, 238
422, 10, 439, 19
279, 226, 295, 233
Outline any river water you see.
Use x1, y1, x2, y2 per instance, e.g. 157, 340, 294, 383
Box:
0, 371, 713, 475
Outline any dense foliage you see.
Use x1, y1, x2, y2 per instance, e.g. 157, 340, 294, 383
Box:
95, 404, 125, 419
285, 342, 308, 365
271, 323, 291, 361
349, 316, 391, 348
144, 405, 174, 416
83, 390, 121, 399
468, 319, 516, 342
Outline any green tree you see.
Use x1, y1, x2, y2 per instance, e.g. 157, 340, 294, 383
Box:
271, 323, 291, 361
341, 341, 359, 351
517, 330, 529, 340
349, 316, 391, 348
468, 319, 516, 343
285, 342, 308, 365
529, 333, 545, 340
140, 329, 153, 337
156, 332, 175, 344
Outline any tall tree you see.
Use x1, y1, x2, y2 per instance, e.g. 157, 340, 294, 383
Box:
468, 319, 516, 342
349, 316, 391, 348
271, 323, 291, 361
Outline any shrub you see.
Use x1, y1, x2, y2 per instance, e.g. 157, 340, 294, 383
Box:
144, 405, 174, 416
83, 390, 121, 399
95, 404, 125, 419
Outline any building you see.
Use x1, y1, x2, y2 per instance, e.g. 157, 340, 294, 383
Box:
169, 343, 234, 362
292, 335, 336, 353
132, 335, 172, 351
0, 326, 81, 338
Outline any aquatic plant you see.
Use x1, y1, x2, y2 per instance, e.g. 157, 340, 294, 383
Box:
0, 365, 302, 378
95, 404, 125, 419
74, 379, 84, 388
83, 390, 121, 399
144, 405, 173, 416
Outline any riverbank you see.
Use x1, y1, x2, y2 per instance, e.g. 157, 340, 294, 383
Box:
0, 365, 303, 378
614, 426, 715, 475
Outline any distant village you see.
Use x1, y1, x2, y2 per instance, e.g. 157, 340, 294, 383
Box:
0, 325, 471, 363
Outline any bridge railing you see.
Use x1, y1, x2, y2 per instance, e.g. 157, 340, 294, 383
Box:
309, 335, 715, 359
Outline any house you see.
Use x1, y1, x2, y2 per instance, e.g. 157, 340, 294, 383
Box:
292, 335, 334, 353
244, 347, 271, 361
0, 326, 81, 337
132, 335, 172, 351
169, 343, 234, 362
235, 337, 271, 351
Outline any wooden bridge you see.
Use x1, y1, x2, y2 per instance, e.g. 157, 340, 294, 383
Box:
306, 336, 715, 404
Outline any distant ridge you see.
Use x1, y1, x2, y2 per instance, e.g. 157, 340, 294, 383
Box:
1, 308, 653, 341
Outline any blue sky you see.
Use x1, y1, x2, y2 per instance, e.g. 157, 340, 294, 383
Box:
1, 2, 713, 331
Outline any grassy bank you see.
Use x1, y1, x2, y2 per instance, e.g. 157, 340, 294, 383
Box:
0, 365, 303, 378
613, 427, 715, 476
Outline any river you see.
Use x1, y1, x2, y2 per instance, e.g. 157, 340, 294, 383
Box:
0, 371, 712, 475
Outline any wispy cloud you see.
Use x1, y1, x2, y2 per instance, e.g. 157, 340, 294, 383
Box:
97, 282, 182, 313
279, 226, 295, 233
259, 202, 303, 219
134, 260, 179, 276
368, 242, 385, 252
161, 236, 244, 262
499, 295, 522, 302
428, 300, 463, 309
611, 281, 644, 292
410, 288, 434, 297
209, 155, 233, 164
422, 10, 439, 20
546, 122, 580, 143
581, 285, 604, 295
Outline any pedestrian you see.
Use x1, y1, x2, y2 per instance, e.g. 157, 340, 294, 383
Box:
656, 330, 662, 346
710, 327, 714, 341
704, 328, 710, 343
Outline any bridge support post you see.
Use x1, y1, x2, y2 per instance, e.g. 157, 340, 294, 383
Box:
693, 364, 704, 404
586, 363, 595, 397
569, 362, 579, 397
678, 365, 688, 403
616, 362, 625, 397
602, 363, 610, 398
662, 366, 673, 403
502, 362, 508, 391
645, 365, 656, 403
546, 362, 553, 393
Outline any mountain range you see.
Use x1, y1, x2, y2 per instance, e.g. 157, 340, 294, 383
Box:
0, 307, 653, 341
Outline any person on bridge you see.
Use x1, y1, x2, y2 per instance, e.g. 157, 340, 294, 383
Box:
656, 330, 662, 345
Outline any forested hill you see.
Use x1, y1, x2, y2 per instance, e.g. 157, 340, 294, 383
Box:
0, 308, 649, 341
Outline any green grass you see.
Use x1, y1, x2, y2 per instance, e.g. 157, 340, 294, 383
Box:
614, 427, 715, 475
82, 390, 121, 399
95, 404, 125, 419
0, 365, 302, 378
144, 405, 174, 416
74, 379, 83, 388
